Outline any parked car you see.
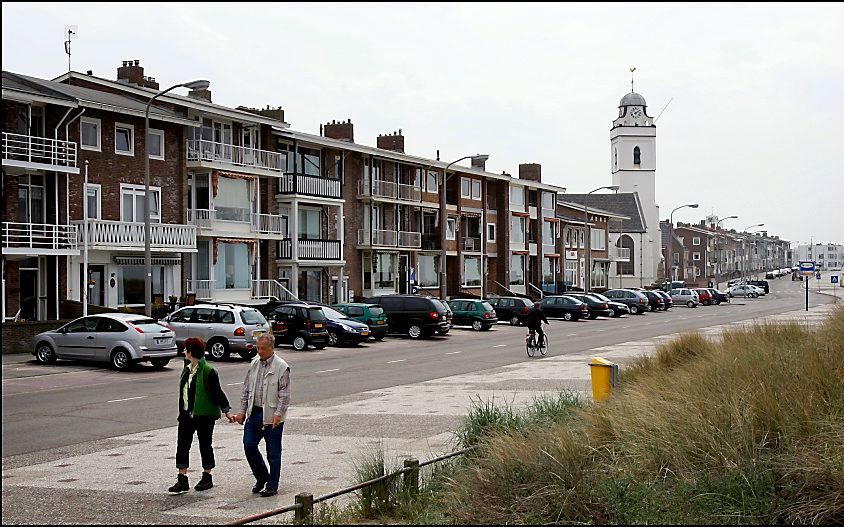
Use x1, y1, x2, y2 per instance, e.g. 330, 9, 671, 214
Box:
539, 295, 589, 321
256, 302, 329, 351
748, 280, 770, 294
603, 288, 650, 315
638, 290, 665, 312
587, 292, 630, 317
561, 293, 613, 319
331, 303, 388, 341
693, 288, 713, 306
653, 290, 673, 310
660, 280, 686, 292
446, 299, 498, 330
486, 296, 535, 325
430, 298, 453, 335
707, 288, 730, 305
728, 284, 760, 298
313, 305, 371, 346
32, 313, 178, 371
363, 295, 449, 338
670, 288, 700, 307
165, 304, 270, 360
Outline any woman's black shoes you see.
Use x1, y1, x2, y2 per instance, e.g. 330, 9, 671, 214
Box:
194, 472, 213, 491
168, 474, 189, 494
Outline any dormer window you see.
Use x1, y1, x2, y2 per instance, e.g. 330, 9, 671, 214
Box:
633, 146, 641, 165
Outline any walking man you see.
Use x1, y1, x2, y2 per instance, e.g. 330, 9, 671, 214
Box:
235, 333, 290, 497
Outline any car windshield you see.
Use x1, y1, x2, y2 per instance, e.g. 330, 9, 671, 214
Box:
128, 318, 169, 332
368, 306, 385, 317
321, 306, 349, 320
306, 307, 327, 321
590, 293, 610, 302
240, 309, 266, 325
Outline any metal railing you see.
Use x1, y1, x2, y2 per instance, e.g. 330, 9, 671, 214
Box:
74, 220, 196, 249
463, 237, 482, 252
278, 238, 342, 260
2, 222, 79, 252
358, 229, 398, 246
358, 179, 397, 199
528, 282, 545, 299
187, 208, 216, 229
397, 183, 421, 202
278, 173, 342, 199
398, 231, 421, 248
2, 132, 78, 172
250, 213, 285, 235
252, 279, 297, 301
186, 139, 283, 172
187, 279, 214, 300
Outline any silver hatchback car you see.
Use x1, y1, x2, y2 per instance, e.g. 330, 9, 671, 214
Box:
31, 313, 178, 371
163, 304, 270, 361
670, 288, 700, 308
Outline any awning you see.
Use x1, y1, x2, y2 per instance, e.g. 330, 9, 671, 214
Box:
511, 211, 530, 217
545, 253, 561, 258
114, 255, 182, 266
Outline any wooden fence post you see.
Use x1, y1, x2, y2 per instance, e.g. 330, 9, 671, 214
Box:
295, 492, 313, 522
403, 458, 419, 496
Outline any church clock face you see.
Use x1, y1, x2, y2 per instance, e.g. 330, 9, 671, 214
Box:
630, 106, 642, 118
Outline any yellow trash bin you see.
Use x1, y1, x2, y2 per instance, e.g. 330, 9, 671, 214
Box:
589, 357, 618, 402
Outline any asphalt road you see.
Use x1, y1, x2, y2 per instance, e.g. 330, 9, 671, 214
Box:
2, 280, 834, 458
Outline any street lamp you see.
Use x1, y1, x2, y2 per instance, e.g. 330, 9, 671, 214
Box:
438, 154, 488, 300
669, 203, 699, 282
740, 223, 764, 281
583, 185, 618, 292
714, 215, 737, 290
144, 79, 210, 317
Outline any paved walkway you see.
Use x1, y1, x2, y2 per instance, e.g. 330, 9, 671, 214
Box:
2, 302, 839, 524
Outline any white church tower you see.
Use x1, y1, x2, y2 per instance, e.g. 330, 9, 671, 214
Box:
610, 85, 662, 286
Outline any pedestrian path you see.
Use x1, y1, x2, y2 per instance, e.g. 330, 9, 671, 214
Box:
3, 302, 838, 523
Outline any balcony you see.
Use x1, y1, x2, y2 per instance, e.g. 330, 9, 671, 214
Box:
187, 209, 286, 237
2, 133, 79, 174
278, 173, 341, 199
358, 229, 397, 247
74, 220, 196, 252
397, 183, 421, 202
358, 180, 423, 203
398, 231, 422, 248
251, 213, 285, 235
2, 222, 79, 256
463, 237, 482, 252
277, 239, 342, 261
186, 139, 284, 174
421, 233, 439, 251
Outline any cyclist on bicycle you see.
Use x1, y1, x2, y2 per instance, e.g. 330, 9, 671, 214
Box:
526, 301, 549, 347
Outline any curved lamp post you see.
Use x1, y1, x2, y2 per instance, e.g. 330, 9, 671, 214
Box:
740, 223, 764, 281
583, 185, 618, 292
669, 203, 699, 282
145, 79, 210, 317
439, 154, 488, 300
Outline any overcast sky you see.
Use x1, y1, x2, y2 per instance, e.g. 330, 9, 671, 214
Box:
3, 2, 842, 246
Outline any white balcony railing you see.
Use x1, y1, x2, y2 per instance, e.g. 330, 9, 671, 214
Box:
187, 279, 214, 300
2, 133, 78, 173
278, 173, 342, 199
252, 279, 297, 301
2, 222, 78, 254
357, 229, 398, 246
74, 220, 196, 250
397, 183, 422, 202
187, 208, 216, 229
398, 231, 422, 248
251, 213, 285, 235
186, 139, 284, 172
358, 179, 397, 199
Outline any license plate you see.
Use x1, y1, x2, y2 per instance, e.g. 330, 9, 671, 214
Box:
253, 331, 265, 337
315, 323, 324, 329
155, 337, 170, 344
377, 320, 385, 325
361, 331, 370, 336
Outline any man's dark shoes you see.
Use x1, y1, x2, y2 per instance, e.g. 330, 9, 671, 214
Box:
252, 480, 267, 494
168, 474, 189, 494
194, 472, 213, 491
259, 488, 278, 497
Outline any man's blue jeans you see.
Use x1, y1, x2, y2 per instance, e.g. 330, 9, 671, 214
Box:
243, 408, 284, 491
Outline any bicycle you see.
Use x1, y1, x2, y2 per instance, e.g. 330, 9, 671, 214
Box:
525, 328, 548, 357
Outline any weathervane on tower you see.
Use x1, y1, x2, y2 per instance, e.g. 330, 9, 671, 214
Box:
630, 67, 636, 92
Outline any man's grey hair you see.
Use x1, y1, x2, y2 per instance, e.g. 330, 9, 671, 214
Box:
256, 333, 275, 347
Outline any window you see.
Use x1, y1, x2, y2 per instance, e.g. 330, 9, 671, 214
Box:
65, 317, 100, 332
373, 252, 396, 289
426, 170, 438, 193
510, 186, 524, 207
217, 310, 235, 324
565, 260, 578, 286
170, 308, 194, 322
80, 117, 101, 151
511, 216, 525, 244
487, 223, 496, 242
472, 180, 481, 200
591, 228, 606, 250
542, 222, 555, 246
542, 257, 555, 285
617, 235, 635, 275
579, 229, 585, 249
461, 177, 471, 198
118, 265, 163, 305
115, 123, 134, 155
542, 192, 554, 210
216, 176, 251, 221
693, 237, 701, 246
86, 184, 101, 219
446, 218, 457, 240
298, 208, 321, 239
463, 256, 481, 287
510, 254, 525, 285
633, 146, 641, 165
121, 185, 160, 223
348, 306, 364, 317
148, 128, 164, 160
417, 254, 439, 287
215, 242, 250, 289
693, 252, 701, 261
565, 228, 574, 248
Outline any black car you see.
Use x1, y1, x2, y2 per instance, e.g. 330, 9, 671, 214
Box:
652, 290, 672, 310
561, 293, 614, 319
306, 303, 372, 346
635, 290, 665, 312
586, 292, 630, 317
603, 289, 650, 315
539, 295, 589, 321
748, 280, 770, 294
363, 295, 449, 339
486, 296, 534, 326
430, 298, 453, 335
707, 288, 730, 305
257, 302, 329, 351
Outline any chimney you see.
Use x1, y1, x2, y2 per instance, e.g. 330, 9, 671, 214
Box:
377, 129, 404, 153
236, 105, 285, 123
188, 88, 212, 102
117, 59, 145, 87
518, 163, 542, 182
143, 76, 159, 90
471, 156, 486, 171
324, 119, 354, 142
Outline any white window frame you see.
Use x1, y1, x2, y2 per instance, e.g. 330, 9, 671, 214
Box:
80, 117, 101, 152
114, 122, 135, 156
85, 183, 102, 220
426, 170, 438, 193
693, 252, 701, 261
446, 218, 457, 240
462, 256, 482, 287
460, 177, 471, 199
471, 179, 481, 200
148, 128, 165, 161
120, 183, 161, 223
693, 236, 701, 246
510, 186, 524, 207
487, 223, 496, 242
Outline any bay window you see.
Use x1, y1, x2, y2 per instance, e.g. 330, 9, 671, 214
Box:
215, 242, 250, 289
510, 254, 525, 285
463, 257, 482, 287
216, 176, 251, 221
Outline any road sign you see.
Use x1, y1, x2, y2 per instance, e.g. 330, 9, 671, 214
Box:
799, 261, 815, 276
816, 271, 821, 280
832, 275, 840, 284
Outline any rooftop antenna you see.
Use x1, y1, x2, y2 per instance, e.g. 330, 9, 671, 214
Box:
629, 66, 636, 92
654, 97, 673, 123
64, 25, 78, 73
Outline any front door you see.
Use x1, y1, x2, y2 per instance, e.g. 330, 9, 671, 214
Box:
88, 265, 105, 306
19, 267, 38, 321
398, 255, 409, 294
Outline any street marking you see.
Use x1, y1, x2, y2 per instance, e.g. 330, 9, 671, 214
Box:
227, 382, 243, 386
446, 351, 463, 355
106, 396, 145, 403
621, 325, 631, 329
387, 359, 406, 364
493, 344, 506, 348
314, 369, 339, 374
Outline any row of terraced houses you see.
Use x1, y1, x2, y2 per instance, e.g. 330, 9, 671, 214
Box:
2, 61, 632, 321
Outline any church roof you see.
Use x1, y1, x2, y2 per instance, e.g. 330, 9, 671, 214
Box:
619, 91, 647, 107
558, 192, 647, 233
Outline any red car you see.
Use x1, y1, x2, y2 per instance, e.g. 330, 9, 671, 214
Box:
693, 288, 713, 306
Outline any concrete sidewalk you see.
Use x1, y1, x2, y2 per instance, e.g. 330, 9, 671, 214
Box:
2, 302, 838, 524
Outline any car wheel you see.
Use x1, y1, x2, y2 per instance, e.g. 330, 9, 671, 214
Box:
629, 305, 639, 315
563, 312, 573, 321
327, 331, 339, 346
35, 342, 57, 364
110, 348, 133, 371
408, 324, 423, 339
687, 300, 695, 308
293, 336, 308, 351
509, 316, 520, 326
712, 299, 720, 305
150, 358, 170, 369
471, 320, 483, 331
238, 350, 257, 360
208, 339, 230, 360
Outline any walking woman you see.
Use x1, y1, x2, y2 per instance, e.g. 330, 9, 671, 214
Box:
169, 337, 234, 494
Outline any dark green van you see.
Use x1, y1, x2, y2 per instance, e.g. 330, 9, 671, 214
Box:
446, 299, 498, 331
330, 303, 388, 340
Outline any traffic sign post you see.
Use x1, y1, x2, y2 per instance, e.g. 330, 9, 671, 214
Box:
799, 261, 815, 311
833, 275, 839, 299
